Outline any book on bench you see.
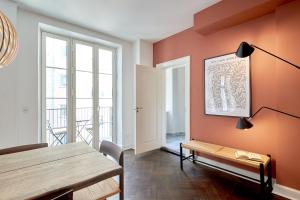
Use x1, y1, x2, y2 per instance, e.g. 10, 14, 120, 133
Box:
235, 150, 263, 162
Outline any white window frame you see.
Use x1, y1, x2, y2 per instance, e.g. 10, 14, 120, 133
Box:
41, 31, 118, 149
41, 32, 72, 143
96, 44, 118, 144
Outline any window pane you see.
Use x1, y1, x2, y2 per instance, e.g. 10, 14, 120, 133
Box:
99, 99, 112, 142
99, 49, 112, 74
75, 42, 93, 146
98, 48, 113, 142
46, 99, 67, 146
99, 74, 112, 98
46, 99, 67, 128
76, 71, 93, 98
46, 37, 67, 68
99, 105, 112, 123
76, 99, 93, 145
76, 99, 92, 110
76, 44, 93, 72
46, 68, 67, 98
99, 103, 112, 141
99, 98, 112, 107
75, 42, 94, 146
45, 36, 68, 146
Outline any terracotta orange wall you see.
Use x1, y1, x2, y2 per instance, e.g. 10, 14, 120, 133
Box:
153, 0, 300, 190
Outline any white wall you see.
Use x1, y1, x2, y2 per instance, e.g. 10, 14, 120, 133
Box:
0, 0, 135, 149
0, 0, 18, 148
134, 39, 153, 67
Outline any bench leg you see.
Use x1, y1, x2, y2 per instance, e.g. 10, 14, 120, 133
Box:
260, 163, 265, 194
180, 143, 183, 170
192, 150, 195, 163
267, 155, 273, 192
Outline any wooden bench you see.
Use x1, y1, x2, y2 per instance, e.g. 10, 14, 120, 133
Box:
180, 140, 272, 193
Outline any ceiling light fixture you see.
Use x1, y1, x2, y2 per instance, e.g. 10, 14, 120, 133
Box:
0, 11, 18, 68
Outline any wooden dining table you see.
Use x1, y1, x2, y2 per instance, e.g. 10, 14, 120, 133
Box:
0, 142, 122, 200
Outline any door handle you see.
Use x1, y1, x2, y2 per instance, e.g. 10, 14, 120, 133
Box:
135, 107, 143, 113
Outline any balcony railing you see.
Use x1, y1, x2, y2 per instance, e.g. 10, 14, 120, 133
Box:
46, 107, 113, 146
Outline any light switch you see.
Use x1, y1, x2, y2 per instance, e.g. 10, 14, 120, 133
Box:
22, 107, 29, 114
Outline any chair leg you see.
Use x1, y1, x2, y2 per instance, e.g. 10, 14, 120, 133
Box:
120, 169, 124, 200
180, 143, 183, 170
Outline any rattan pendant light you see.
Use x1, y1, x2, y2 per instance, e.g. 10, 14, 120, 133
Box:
0, 11, 18, 68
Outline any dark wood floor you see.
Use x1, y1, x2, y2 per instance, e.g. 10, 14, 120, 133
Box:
124, 150, 288, 200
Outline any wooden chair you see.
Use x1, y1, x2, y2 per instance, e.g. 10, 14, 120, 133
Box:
0, 143, 48, 155
74, 140, 124, 200
34, 189, 73, 200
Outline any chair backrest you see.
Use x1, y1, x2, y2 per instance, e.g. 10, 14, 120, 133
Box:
0, 143, 48, 155
35, 189, 73, 200
100, 140, 124, 166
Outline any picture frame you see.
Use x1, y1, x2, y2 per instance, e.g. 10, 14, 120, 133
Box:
204, 53, 251, 117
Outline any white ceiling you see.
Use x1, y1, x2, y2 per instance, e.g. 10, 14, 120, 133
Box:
12, 0, 219, 42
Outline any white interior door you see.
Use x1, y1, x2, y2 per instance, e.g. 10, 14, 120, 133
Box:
135, 65, 163, 154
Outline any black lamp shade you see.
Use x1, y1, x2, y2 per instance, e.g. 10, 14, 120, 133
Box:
235, 42, 255, 58
236, 117, 253, 130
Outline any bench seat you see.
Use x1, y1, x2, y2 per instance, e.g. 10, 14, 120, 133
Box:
180, 140, 273, 194
181, 140, 270, 168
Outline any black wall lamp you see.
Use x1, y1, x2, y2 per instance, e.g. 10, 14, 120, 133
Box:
236, 42, 300, 70
236, 107, 300, 130
235, 41, 300, 129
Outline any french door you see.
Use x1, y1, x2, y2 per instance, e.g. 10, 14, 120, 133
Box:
41, 32, 116, 149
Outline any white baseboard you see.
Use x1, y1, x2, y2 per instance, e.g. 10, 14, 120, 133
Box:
194, 156, 300, 199
273, 183, 300, 200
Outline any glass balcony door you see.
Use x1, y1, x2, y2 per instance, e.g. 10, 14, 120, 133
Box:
74, 42, 95, 146
98, 48, 114, 143
42, 33, 116, 148
43, 33, 70, 146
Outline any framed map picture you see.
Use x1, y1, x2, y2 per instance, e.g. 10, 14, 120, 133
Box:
204, 53, 251, 117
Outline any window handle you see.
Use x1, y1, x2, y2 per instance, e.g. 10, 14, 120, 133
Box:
134, 107, 143, 113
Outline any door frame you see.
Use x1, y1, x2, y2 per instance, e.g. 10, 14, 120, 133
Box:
156, 56, 190, 149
